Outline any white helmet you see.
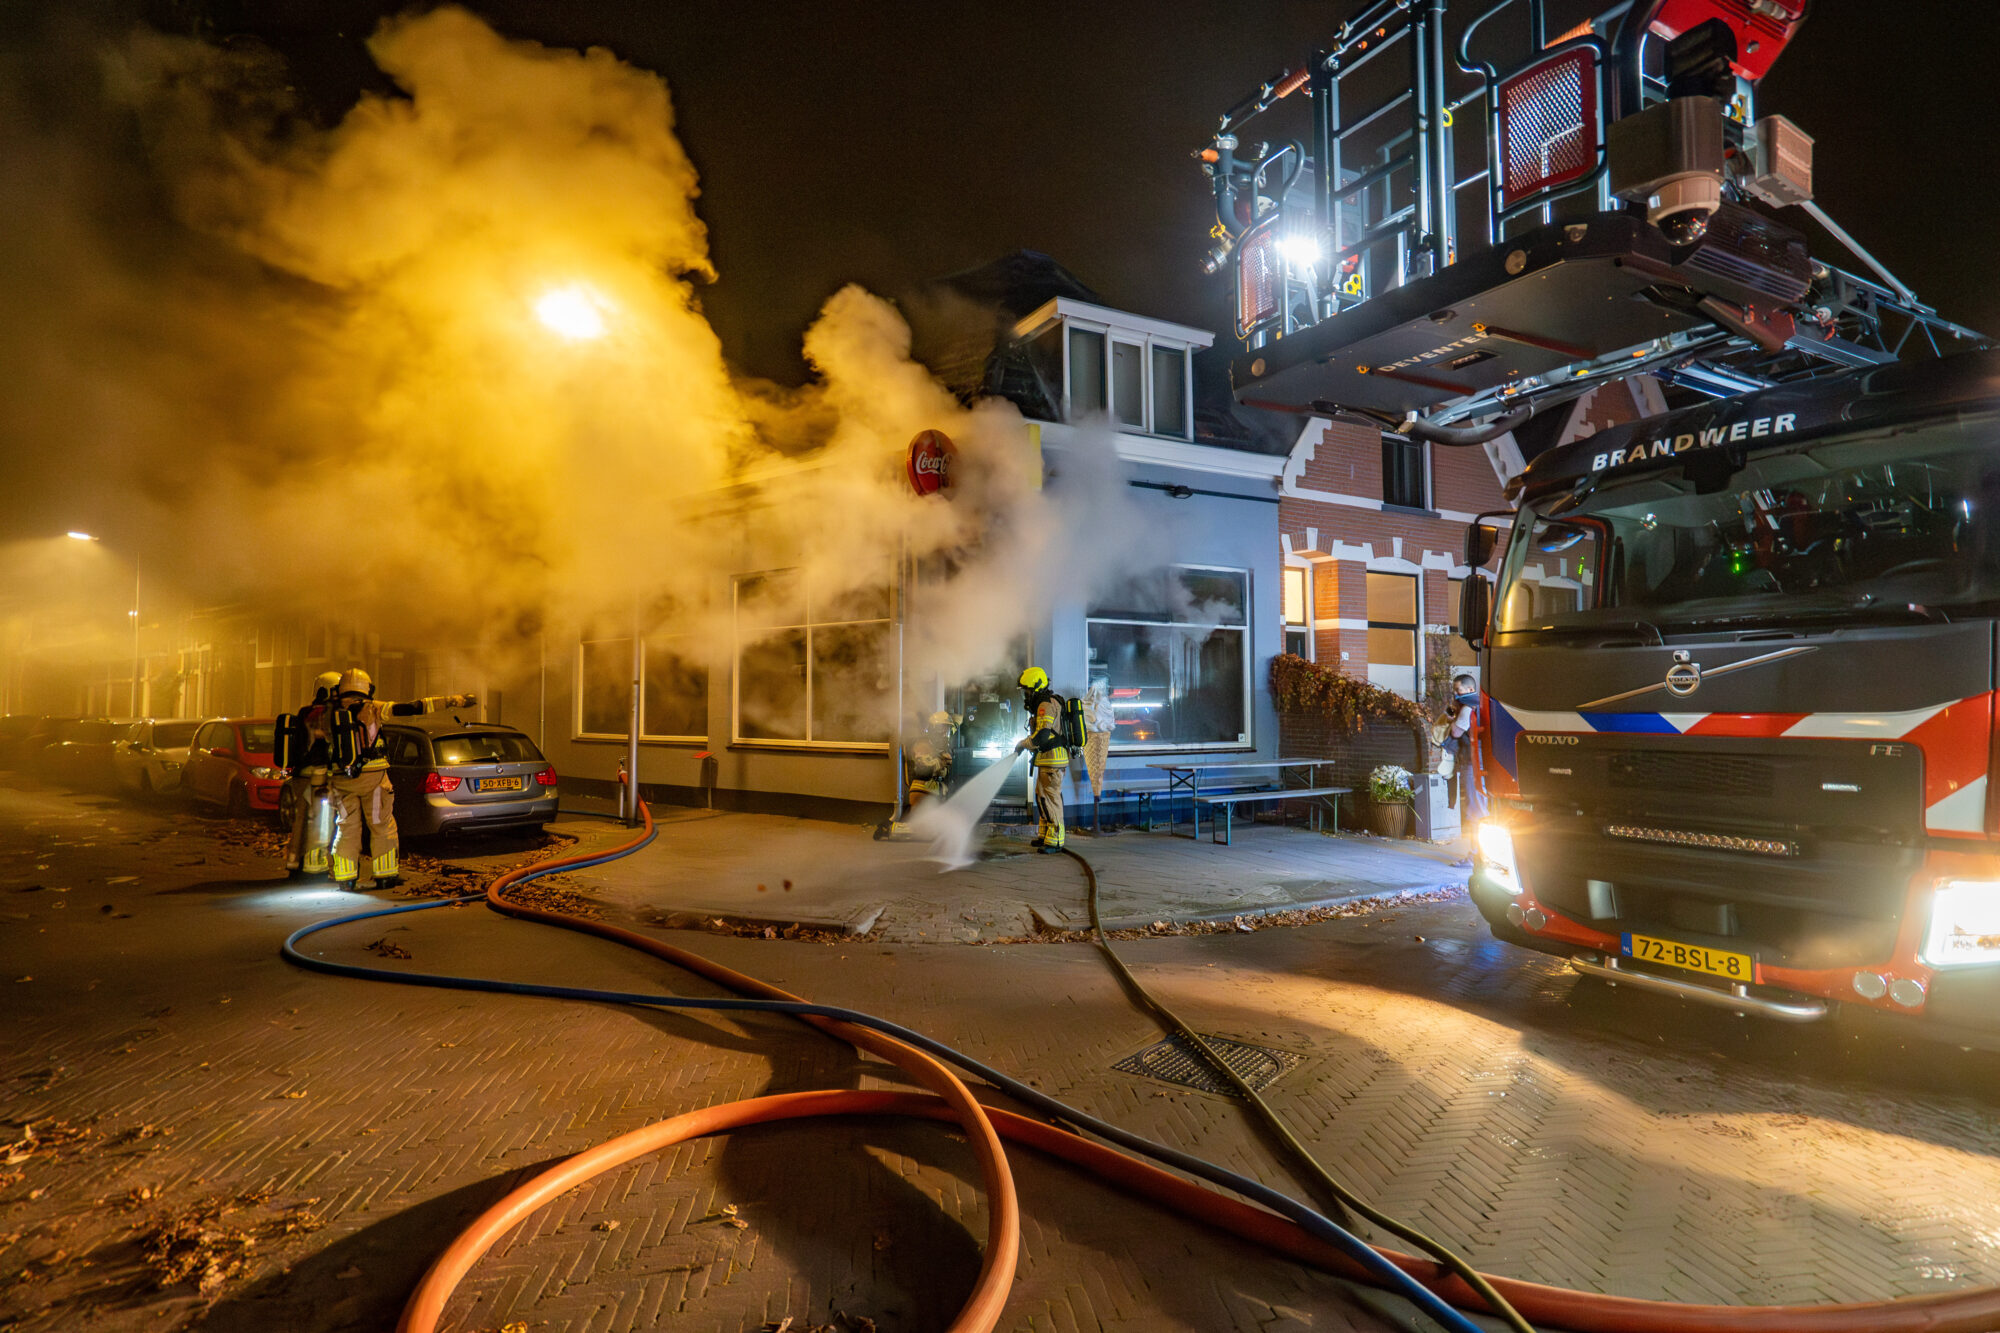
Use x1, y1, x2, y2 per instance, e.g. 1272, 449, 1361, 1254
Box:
336, 667, 374, 699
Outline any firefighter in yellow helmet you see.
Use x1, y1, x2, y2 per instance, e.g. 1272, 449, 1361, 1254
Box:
326, 667, 478, 891
281, 670, 343, 879
1013, 666, 1069, 852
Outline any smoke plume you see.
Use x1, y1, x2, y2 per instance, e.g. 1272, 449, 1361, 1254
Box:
0, 7, 1163, 716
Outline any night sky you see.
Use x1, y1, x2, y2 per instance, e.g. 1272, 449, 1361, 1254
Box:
129, 1, 2000, 382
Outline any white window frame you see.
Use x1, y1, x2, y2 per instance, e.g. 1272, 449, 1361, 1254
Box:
730, 568, 893, 752
1085, 562, 1253, 753
1058, 316, 1195, 441
1282, 564, 1312, 659
574, 638, 709, 744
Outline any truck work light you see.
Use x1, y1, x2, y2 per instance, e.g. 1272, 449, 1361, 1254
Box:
1921, 880, 2000, 968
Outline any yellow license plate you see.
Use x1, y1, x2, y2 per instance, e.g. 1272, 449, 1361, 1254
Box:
475, 776, 522, 792
1622, 932, 1756, 983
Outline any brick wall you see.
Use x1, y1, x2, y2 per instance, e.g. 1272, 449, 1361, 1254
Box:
1278, 708, 1428, 830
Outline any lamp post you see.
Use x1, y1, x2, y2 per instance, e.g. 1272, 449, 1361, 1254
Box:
532, 283, 639, 821
68, 532, 142, 716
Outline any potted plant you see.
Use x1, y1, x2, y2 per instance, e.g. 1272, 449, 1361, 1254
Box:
1366, 764, 1415, 839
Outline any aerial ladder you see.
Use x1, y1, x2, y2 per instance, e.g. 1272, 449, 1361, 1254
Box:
1201, 0, 1984, 442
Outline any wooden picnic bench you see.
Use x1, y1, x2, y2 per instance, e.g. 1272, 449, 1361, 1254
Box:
1194, 785, 1352, 845
1146, 759, 1342, 839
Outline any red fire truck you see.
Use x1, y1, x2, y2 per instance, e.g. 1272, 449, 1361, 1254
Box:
1201, 0, 1992, 1032
1460, 350, 2000, 1038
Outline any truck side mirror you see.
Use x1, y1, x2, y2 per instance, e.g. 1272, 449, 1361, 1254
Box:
1464, 514, 1505, 568
1459, 574, 1491, 650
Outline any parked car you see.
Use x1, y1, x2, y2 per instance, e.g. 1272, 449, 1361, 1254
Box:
379, 715, 558, 837
0, 716, 76, 772
0, 716, 60, 770
181, 717, 284, 817
113, 719, 205, 796
37, 718, 137, 789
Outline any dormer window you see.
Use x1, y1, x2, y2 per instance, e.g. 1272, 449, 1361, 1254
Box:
1015, 298, 1210, 441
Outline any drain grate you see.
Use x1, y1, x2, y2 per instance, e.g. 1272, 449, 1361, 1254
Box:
1113, 1033, 1302, 1097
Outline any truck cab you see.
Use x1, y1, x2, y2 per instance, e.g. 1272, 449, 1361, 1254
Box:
1461, 349, 2000, 1039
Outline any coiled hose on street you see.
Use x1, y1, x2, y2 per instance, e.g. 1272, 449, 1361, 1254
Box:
282, 804, 2000, 1333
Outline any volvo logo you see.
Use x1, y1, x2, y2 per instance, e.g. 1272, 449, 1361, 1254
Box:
1521, 734, 1579, 745
1664, 650, 1703, 697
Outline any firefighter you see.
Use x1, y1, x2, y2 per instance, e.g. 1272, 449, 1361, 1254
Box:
281, 670, 342, 879
1012, 666, 1069, 852
326, 667, 478, 891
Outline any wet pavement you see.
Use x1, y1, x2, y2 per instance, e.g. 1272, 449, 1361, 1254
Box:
3, 776, 2000, 1332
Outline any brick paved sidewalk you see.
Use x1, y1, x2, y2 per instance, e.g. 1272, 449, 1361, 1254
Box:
566, 806, 1470, 943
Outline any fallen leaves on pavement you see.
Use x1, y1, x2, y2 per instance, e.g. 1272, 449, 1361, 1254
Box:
986, 885, 1468, 944
363, 937, 412, 959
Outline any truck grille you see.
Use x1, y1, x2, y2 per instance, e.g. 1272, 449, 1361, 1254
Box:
1607, 751, 1773, 799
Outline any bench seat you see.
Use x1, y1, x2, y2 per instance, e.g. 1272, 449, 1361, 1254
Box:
1192, 785, 1352, 844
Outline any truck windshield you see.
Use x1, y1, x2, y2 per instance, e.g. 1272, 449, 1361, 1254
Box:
1494, 413, 2000, 634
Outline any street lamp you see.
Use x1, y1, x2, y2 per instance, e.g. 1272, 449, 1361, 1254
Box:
67, 532, 142, 717
529, 283, 638, 820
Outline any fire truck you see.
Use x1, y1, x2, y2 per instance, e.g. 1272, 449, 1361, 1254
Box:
1202, 0, 1997, 1034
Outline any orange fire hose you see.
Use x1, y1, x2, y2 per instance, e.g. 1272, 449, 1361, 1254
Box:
383, 804, 2000, 1333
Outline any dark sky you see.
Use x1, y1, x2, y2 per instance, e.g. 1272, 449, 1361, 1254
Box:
173, 1, 2000, 382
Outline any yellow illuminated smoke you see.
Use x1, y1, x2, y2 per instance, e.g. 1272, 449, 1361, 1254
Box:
0, 6, 1168, 709
534, 285, 611, 341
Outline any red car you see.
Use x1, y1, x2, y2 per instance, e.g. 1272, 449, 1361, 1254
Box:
181, 717, 285, 817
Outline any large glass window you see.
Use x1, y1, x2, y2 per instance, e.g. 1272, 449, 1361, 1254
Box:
1366, 571, 1419, 697
1383, 436, 1429, 509
1493, 416, 2000, 636
734, 569, 893, 746
1151, 345, 1188, 438
578, 637, 710, 740
1087, 566, 1250, 750
1112, 341, 1145, 428
1068, 327, 1106, 418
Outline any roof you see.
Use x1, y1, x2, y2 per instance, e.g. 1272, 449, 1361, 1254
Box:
926, 249, 1104, 320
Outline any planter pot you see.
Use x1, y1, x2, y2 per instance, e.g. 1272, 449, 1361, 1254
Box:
1368, 801, 1412, 839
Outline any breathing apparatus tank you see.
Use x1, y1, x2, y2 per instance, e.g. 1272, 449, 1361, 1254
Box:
273, 713, 308, 771
328, 706, 363, 774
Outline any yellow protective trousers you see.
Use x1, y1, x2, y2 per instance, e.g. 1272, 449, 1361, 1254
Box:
284, 769, 333, 874
330, 767, 399, 886
1033, 763, 1066, 849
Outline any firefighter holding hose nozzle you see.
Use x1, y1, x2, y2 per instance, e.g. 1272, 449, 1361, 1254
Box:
1014, 667, 1076, 853
326, 668, 478, 891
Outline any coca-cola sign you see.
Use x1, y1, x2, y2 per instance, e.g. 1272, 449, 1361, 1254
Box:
906, 429, 956, 497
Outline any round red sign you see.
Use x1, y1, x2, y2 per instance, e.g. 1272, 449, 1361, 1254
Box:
906, 429, 956, 496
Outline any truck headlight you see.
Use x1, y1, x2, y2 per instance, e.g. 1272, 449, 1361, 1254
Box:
1921, 880, 2000, 968
1475, 821, 1522, 895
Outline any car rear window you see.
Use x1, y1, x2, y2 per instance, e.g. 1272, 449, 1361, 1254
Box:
433, 733, 544, 765
73, 722, 125, 743
240, 724, 276, 753
153, 723, 201, 748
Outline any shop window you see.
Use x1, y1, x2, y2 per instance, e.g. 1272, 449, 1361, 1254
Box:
1086, 566, 1250, 750
733, 569, 893, 747
578, 637, 710, 740
1151, 345, 1188, 438
1067, 327, 1106, 418
1283, 566, 1310, 658
1365, 571, 1419, 698
1382, 436, 1429, 509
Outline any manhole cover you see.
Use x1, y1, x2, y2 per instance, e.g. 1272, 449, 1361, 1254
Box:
1113, 1033, 1301, 1096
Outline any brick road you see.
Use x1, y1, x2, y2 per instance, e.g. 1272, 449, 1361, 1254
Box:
4, 778, 2000, 1332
